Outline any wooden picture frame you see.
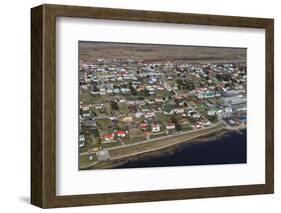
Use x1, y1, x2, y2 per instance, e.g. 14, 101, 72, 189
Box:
31, 4, 274, 208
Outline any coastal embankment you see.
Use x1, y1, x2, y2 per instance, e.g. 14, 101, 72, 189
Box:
81, 122, 236, 170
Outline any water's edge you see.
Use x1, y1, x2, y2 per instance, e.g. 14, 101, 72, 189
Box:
83, 129, 246, 170
116, 129, 246, 169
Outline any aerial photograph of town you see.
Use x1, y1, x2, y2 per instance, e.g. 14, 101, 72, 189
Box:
78, 41, 247, 170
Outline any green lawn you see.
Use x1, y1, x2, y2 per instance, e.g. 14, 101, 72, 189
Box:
80, 89, 112, 105
101, 141, 123, 148
79, 154, 97, 169
79, 133, 100, 153
196, 105, 219, 123
118, 102, 129, 114
155, 90, 171, 97
96, 118, 112, 134
80, 90, 96, 104
123, 136, 147, 145
181, 124, 193, 131
156, 112, 171, 125
104, 103, 112, 115
150, 132, 166, 139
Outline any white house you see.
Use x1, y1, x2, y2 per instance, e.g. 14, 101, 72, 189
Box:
106, 89, 113, 94
135, 112, 143, 118
99, 89, 106, 95
166, 123, 175, 130
79, 135, 85, 147
151, 123, 160, 133
207, 109, 216, 116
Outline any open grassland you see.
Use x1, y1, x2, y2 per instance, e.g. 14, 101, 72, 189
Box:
79, 42, 246, 63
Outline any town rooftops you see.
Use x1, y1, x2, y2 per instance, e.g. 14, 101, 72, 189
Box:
139, 123, 148, 129
103, 133, 114, 139
222, 95, 247, 105
83, 119, 97, 128
115, 131, 126, 137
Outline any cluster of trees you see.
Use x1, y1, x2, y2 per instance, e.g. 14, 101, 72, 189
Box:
129, 83, 137, 95
214, 86, 224, 92
216, 73, 231, 81
92, 85, 99, 92
128, 82, 150, 97
90, 110, 97, 116
176, 79, 195, 91
188, 116, 199, 124
174, 98, 188, 107
207, 114, 218, 122
171, 114, 182, 131
111, 101, 119, 111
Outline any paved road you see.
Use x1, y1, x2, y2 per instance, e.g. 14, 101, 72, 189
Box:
80, 121, 225, 157
109, 124, 225, 160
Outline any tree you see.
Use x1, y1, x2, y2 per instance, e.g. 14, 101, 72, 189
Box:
144, 88, 150, 96
171, 115, 177, 124
129, 85, 137, 95
171, 115, 182, 131
92, 86, 99, 92
208, 115, 218, 122
175, 123, 182, 131
186, 82, 195, 91
91, 110, 97, 116
111, 101, 119, 111
164, 104, 172, 114
174, 98, 181, 106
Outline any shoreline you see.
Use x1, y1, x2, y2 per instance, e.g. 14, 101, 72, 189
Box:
82, 129, 228, 170
80, 125, 246, 170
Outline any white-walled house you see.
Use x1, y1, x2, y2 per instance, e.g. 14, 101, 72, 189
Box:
151, 123, 160, 133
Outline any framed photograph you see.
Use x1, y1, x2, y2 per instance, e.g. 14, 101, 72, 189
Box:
31, 4, 274, 208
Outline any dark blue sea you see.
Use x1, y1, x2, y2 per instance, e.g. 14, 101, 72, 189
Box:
116, 129, 247, 169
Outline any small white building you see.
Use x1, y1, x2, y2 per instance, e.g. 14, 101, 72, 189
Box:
106, 89, 113, 94
135, 112, 143, 118
79, 135, 85, 147
151, 123, 160, 133
99, 89, 106, 95
166, 123, 175, 130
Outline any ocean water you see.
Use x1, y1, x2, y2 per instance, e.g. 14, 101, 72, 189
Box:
116, 129, 247, 169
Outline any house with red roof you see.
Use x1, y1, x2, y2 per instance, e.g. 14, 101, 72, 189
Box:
103, 133, 114, 142
139, 122, 148, 129
115, 131, 126, 137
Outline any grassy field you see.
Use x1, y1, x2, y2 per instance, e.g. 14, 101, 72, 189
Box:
79, 154, 97, 169
80, 90, 96, 104
79, 42, 246, 63
96, 118, 112, 133
102, 141, 122, 148
123, 135, 147, 145
156, 112, 171, 125
118, 102, 129, 114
